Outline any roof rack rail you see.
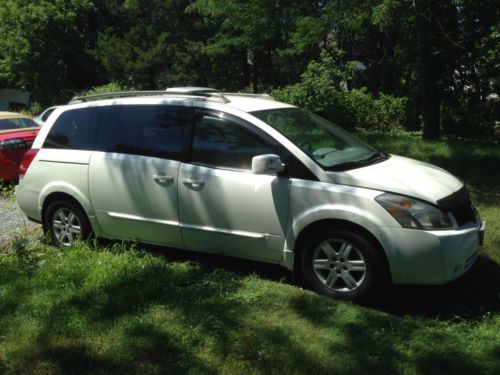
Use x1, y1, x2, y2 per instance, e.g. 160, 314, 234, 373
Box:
224, 93, 275, 101
68, 89, 230, 105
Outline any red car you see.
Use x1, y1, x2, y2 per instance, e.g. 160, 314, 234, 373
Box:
0, 111, 40, 181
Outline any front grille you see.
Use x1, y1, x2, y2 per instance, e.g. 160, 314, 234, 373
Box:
437, 186, 476, 226
449, 201, 476, 226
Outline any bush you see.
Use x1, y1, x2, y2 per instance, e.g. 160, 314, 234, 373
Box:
80, 82, 135, 97
272, 53, 407, 131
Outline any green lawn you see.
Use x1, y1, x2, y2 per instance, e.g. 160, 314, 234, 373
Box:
0, 133, 499, 374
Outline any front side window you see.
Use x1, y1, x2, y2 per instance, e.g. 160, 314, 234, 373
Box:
96, 105, 193, 160
191, 113, 279, 170
252, 108, 383, 170
43, 108, 102, 150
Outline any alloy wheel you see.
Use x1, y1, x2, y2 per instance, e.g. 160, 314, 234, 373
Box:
312, 239, 367, 292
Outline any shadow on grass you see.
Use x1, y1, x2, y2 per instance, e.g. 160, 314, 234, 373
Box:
371, 255, 500, 319
1, 241, 499, 374
143, 242, 293, 284
139, 242, 500, 322
149, 243, 500, 321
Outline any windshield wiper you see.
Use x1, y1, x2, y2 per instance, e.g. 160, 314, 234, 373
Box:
329, 151, 389, 171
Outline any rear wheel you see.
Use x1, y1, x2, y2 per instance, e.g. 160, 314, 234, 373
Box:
44, 200, 92, 247
300, 229, 386, 302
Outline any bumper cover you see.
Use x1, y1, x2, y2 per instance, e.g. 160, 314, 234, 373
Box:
370, 222, 484, 285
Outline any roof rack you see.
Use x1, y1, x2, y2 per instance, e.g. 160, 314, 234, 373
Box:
223, 93, 275, 101
68, 89, 230, 105
67, 87, 274, 105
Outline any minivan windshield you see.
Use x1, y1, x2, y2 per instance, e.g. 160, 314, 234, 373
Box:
251, 107, 384, 170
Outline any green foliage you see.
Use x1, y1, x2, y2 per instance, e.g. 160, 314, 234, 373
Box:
0, 0, 102, 104
81, 82, 134, 97
29, 102, 43, 116
273, 53, 408, 130
0, 0, 498, 138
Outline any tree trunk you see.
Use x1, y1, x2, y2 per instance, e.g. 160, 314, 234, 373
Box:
415, 0, 441, 140
422, 66, 441, 140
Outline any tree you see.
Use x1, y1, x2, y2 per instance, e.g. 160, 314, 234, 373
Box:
0, 0, 104, 104
92, 0, 208, 90
188, 0, 324, 92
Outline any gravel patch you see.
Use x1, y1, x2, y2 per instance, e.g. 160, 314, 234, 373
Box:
0, 197, 40, 244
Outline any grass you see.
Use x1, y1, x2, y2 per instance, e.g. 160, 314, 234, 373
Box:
0, 132, 499, 374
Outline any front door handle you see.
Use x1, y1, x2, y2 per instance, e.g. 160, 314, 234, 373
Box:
153, 174, 174, 183
183, 178, 205, 188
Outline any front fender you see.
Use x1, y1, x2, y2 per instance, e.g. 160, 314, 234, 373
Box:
284, 180, 396, 255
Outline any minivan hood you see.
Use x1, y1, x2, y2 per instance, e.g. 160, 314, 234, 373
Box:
328, 154, 463, 204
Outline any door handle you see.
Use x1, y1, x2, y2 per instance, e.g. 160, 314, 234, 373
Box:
153, 174, 174, 183
183, 178, 205, 188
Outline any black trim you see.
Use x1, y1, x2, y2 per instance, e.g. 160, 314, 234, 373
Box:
436, 185, 469, 211
39, 160, 89, 165
436, 186, 476, 226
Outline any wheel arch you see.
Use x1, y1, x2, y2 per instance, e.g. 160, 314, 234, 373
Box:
41, 192, 88, 232
293, 219, 392, 282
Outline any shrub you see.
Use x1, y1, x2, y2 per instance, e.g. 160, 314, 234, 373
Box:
272, 52, 407, 131
81, 82, 135, 97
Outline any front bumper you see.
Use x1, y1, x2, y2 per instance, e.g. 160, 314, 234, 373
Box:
369, 221, 485, 285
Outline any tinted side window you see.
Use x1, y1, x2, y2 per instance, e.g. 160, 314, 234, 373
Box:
41, 108, 56, 122
191, 113, 279, 170
96, 105, 192, 160
43, 108, 102, 150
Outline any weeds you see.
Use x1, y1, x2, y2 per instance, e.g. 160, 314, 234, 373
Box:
0, 180, 16, 199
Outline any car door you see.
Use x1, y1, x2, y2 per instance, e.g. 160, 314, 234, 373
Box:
89, 104, 193, 246
178, 110, 290, 262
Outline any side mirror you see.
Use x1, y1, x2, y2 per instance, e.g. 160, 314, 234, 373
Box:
252, 154, 285, 175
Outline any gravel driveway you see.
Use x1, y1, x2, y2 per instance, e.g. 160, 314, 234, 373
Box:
0, 196, 40, 244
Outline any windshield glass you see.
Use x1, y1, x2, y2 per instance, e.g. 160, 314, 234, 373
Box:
251, 107, 376, 169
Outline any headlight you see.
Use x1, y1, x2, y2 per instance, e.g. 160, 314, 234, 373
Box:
376, 193, 453, 230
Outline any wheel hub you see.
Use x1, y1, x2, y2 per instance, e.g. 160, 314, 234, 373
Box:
51, 207, 82, 247
312, 239, 367, 292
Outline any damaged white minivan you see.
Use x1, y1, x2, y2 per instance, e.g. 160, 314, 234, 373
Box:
16, 88, 485, 301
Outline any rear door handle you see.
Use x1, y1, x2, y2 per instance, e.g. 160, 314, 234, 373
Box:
153, 174, 174, 183
183, 178, 205, 188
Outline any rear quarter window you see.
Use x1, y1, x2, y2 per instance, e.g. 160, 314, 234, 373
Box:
43, 107, 103, 150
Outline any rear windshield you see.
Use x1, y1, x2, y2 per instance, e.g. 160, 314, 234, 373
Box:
0, 117, 38, 131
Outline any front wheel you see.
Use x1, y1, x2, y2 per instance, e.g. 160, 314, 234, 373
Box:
300, 229, 387, 302
44, 200, 92, 247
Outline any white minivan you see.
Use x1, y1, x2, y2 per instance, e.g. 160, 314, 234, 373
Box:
16, 88, 485, 301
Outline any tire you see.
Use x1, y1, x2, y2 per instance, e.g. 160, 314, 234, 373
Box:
299, 228, 387, 302
44, 199, 92, 247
